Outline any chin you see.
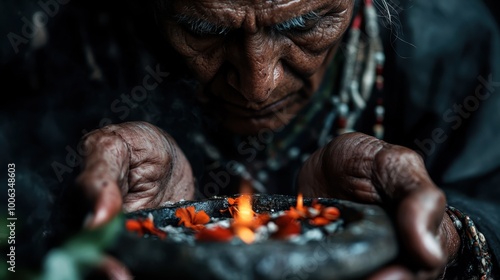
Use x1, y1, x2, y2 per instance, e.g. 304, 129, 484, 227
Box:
217, 93, 312, 135
221, 110, 299, 136
220, 106, 301, 135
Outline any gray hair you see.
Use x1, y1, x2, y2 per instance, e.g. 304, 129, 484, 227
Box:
373, 0, 408, 31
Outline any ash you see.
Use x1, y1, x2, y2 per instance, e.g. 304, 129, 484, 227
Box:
157, 211, 344, 245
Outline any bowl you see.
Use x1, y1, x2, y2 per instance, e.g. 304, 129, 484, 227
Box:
107, 194, 398, 280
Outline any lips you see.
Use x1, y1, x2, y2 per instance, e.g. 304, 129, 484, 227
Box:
220, 92, 302, 119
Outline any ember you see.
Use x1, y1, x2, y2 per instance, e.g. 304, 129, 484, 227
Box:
286, 194, 340, 225
126, 194, 342, 244
119, 194, 397, 280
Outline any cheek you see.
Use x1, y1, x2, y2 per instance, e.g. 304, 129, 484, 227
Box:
283, 14, 352, 77
282, 35, 336, 78
165, 24, 225, 83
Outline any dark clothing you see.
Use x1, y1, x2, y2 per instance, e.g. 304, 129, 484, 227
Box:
1, 0, 499, 276
380, 0, 500, 271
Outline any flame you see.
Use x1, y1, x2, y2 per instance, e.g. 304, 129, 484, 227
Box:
190, 192, 341, 243
232, 194, 255, 244
235, 194, 253, 223
285, 194, 340, 227
230, 193, 309, 243
296, 193, 304, 211
234, 227, 255, 244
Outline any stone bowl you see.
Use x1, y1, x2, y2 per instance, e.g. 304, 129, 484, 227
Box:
107, 194, 397, 280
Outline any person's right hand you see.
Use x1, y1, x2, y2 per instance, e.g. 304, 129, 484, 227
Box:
76, 121, 195, 229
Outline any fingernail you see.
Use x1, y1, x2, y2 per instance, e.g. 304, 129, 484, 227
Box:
91, 208, 110, 229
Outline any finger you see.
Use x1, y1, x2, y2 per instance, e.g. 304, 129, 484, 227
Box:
366, 265, 414, 280
297, 148, 330, 197
297, 132, 384, 202
77, 128, 130, 229
372, 147, 447, 270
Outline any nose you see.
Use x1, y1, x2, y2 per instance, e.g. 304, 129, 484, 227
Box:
226, 32, 284, 103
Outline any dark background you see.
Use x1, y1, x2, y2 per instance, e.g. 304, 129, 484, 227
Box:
1, 0, 499, 274
0, 0, 207, 271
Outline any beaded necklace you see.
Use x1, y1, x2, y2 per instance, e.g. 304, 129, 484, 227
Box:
197, 0, 386, 195
333, 0, 385, 139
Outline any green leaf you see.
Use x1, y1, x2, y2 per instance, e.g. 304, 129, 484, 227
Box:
38, 215, 124, 280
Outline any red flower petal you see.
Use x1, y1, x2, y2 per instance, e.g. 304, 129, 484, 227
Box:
176, 206, 210, 231
309, 216, 330, 226
193, 210, 210, 225
125, 218, 166, 239
125, 220, 142, 231
227, 197, 237, 205
322, 207, 340, 221
286, 207, 306, 220
196, 226, 234, 242
272, 215, 301, 239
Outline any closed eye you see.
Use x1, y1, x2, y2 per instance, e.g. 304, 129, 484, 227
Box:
273, 11, 321, 33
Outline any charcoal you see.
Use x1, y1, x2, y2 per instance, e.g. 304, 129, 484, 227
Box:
108, 194, 398, 280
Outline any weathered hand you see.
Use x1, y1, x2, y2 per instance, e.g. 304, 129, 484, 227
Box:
76, 121, 194, 229
298, 132, 460, 279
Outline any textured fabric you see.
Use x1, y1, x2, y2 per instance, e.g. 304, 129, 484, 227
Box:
381, 0, 500, 192
378, 0, 500, 271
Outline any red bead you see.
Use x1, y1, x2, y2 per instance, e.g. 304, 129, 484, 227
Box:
338, 118, 347, 128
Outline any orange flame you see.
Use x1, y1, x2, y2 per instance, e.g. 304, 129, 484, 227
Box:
285, 194, 340, 226
232, 194, 255, 244
297, 193, 304, 211
194, 192, 340, 243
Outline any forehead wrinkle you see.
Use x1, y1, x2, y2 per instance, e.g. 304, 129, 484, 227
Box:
242, 0, 328, 26
173, 1, 245, 28
172, 0, 337, 30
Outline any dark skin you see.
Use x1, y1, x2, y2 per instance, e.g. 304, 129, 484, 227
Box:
162, 0, 351, 134
298, 133, 461, 279
77, 0, 460, 278
77, 122, 194, 227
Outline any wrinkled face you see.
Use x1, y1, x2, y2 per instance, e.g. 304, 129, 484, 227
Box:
160, 0, 354, 135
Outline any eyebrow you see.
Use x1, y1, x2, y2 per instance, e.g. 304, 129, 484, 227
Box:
174, 10, 321, 35
273, 11, 321, 32
174, 14, 230, 35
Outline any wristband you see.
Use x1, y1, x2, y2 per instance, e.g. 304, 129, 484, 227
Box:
443, 205, 493, 279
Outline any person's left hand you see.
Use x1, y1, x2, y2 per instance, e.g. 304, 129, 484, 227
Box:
298, 132, 461, 279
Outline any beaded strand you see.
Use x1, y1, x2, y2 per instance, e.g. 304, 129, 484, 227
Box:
444, 205, 493, 279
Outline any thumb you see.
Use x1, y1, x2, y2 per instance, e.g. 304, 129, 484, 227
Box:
77, 129, 130, 229
397, 188, 447, 270
371, 145, 447, 270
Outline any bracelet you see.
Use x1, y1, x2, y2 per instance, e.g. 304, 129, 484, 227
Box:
444, 205, 493, 279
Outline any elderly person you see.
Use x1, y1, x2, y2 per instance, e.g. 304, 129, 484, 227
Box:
71, 0, 499, 278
